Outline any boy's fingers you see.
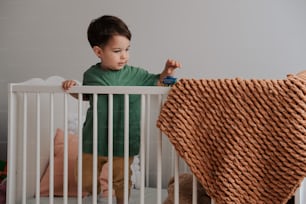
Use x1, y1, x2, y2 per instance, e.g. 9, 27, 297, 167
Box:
166, 59, 181, 67
62, 80, 76, 90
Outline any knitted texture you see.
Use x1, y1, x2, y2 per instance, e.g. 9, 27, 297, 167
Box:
157, 74, 306, 204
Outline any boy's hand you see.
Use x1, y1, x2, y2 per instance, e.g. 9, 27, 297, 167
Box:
158, 59, 181, 86
62, 80, 77, 91
164, 59, 182, 76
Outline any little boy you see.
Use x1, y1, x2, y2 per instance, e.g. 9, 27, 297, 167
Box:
62, 15, 181, 204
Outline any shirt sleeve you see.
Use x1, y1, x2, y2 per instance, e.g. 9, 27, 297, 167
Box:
132, 67, 160, 86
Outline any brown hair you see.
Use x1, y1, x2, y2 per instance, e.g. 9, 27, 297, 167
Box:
87, 15, 132, 48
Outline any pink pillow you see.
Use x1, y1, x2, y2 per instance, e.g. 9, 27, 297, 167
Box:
40, 128, 88, 197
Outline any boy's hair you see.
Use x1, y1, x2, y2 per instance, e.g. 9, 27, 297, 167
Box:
87, 15, 132, 48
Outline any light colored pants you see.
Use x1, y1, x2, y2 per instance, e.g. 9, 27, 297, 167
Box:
77, 153, 133, 203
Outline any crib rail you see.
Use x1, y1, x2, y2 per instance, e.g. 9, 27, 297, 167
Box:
11, 85, 170, 94
8, 83, 205, 204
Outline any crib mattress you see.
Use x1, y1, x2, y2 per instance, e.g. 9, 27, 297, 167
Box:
26, 187, 167, 204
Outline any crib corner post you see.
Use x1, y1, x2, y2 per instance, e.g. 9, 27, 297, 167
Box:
6, 84, 17, 204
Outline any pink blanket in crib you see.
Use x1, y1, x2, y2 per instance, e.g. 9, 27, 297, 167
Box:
157, 72, 306, 204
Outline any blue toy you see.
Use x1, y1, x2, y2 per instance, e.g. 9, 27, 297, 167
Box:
163, 76, 177, 86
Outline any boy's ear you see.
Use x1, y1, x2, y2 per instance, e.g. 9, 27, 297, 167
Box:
92, 46, 103, 58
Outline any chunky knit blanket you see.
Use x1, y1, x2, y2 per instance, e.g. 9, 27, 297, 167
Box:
157, 73, 306, 204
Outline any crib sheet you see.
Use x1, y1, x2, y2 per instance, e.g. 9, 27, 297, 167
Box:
26, 187, 167, 204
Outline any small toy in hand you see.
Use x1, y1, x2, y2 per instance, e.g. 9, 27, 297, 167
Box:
163, 76, 177, 86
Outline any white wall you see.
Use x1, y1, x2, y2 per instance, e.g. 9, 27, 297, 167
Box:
1, 0, 306, 166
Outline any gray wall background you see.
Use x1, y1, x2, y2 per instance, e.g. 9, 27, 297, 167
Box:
1, 0, 306, 160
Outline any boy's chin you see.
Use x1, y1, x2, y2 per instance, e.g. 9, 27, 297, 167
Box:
105, 66, 123, 71
112, 67, 124, 71
115, 65, 125, 70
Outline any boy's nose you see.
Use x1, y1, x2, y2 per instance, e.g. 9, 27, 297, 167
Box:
121, 51, 128, 59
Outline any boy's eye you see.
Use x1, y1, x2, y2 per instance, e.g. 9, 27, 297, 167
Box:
113, 49, 129, 53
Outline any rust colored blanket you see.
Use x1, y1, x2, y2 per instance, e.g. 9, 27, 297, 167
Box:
157, 73, 306, 204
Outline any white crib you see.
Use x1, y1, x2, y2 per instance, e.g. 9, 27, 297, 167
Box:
7, 76, 305, 204
7, 76, 205, 204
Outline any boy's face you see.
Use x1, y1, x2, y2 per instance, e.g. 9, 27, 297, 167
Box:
94, 35, 130, 71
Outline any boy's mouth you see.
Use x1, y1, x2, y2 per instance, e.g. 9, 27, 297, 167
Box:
118, 61, 127, 66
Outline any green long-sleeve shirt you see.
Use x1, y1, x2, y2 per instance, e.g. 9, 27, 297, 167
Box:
82, 63, 159, 156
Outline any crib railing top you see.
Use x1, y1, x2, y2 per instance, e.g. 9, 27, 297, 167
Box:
10, 85, 171, 95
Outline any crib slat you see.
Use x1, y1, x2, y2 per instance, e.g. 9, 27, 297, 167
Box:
63, 93, 69, 204
49, 93, 55, 204
77, 93, 83, 204
145, 95, 150, 188
124, 94, 129, 204
174, 153, 179, 204
35, 93, 41, 204
157, 95, 163, 204
140, 94, 146, 204
22, 93, 28, 204
93, 93, 98, 204
108, 94, 114, 204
